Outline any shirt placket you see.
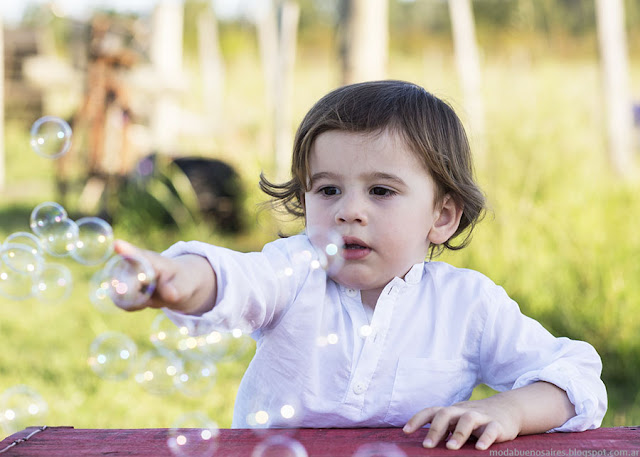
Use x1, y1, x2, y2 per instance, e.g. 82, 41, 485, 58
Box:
343, 280, 401, 413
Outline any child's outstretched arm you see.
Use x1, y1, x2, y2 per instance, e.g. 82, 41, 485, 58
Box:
403, 381, 575, 450
113, 240, 217, 315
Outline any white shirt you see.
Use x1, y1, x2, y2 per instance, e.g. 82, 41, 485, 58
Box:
163, 235, 607, 432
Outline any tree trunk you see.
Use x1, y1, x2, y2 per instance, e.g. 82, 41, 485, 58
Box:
339, 0, 388, 85
198, 6, 225, 129
595, 0, 635, 177
448, 0, 486, 159
150, 1, 184, 154
256, 0, 300, 181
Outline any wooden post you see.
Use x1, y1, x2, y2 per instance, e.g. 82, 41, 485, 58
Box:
448, 0, 485, 159
198, 6, 225, 129
274, 1, 300, 182
256, 0, 300, 181
595, 0, 635, 177
150, 1, 184, 154
256, 0, 278, 165
0, 11, 4, 192
339, 0, 388, 85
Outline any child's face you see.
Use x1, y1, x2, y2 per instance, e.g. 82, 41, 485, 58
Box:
304, 129, 445, 296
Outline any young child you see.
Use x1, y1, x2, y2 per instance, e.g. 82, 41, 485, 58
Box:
115, 80, 606, 450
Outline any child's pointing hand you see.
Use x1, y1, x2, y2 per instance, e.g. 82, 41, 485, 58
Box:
112, 240, 217, 314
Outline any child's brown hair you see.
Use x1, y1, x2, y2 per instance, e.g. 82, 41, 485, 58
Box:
260, 80, 486, 254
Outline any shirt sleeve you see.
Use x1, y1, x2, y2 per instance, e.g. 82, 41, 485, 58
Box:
160, 237, 309, 336
478, 283, 607, 432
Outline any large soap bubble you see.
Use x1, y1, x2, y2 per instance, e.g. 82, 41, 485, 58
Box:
103, 254, 156, 310
251, 435, 308, 457
88, 332, 138, 381
29, 202, 67, 237
4, 232, 43, 257
30, 116, 72, 159
174, 355, 217, 397
134, 347, 182, 395
38, 218, 79, 258
71, 217, 114, 265
0, 243, 44, 276
33, 263, 73, 303
167, 411, 219, 457
305, 227, 344, 276
0, 261, 35, 300
0, 385, 48, 435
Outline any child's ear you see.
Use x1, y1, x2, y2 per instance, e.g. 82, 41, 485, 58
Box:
428, 194, 463, 245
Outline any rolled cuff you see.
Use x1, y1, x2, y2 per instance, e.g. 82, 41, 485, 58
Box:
513, 361, 607, 432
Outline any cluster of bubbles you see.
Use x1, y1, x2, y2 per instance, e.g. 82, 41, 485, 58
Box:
3, 115, 403, 455
86, 313, 256, 456
0, 199, 158, 308
0, 195, 157, 436
87, 316, 253, 397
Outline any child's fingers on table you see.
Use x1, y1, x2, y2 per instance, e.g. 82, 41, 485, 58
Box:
403, 406, 440, 433
445, 410, 487, 449
475, 421, 502, 450
422, 407, 463, 447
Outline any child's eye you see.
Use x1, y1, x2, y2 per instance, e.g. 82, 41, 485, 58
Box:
370, 187, 396, 197
319, 186, 340, 196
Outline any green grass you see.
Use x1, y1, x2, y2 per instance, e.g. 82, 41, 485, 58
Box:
1, 48, 640, 439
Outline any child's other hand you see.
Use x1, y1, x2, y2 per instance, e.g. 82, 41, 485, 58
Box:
113, 240, 216, 314
402, 399, 520, 451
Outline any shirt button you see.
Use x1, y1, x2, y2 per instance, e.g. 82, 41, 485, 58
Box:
353, 382, 365, 394
345, 288, 358, 297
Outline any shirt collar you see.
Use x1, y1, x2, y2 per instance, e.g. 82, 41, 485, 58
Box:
337, 261, 424, 295
403, 262, 425, 285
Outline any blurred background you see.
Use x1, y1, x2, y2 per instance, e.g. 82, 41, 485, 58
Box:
0, 0, 639, 437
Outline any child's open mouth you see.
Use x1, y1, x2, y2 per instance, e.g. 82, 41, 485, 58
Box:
342, 238, 371, 260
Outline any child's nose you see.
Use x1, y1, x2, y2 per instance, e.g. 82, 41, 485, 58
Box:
335, 195, 367, 225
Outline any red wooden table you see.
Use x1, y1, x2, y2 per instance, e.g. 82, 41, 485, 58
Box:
1, 426, 639, 456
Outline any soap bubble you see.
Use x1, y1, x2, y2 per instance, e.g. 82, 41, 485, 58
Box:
150, 313, 192, 352
0, 243, 44, 276
30, 115, 72, 159
251, 435, 308, 457
246, 391, 304, 432
4, 232, 43, 257
71, 217, 114, 265
194, 329, 253, 363
174, 355, 217, 397
38, 218, 79, 257
0, 385, 48, 435
88, 269, 117, 313
134, 347, 182, 395
0, 261, 34, 300
103, 254, 156, 310
352, 442, 408, 457
30, 202, 68, 236
33, 263, 73, 303
167, 411, 219, 457
305, 227, 344, 276
88, 332, 138, 381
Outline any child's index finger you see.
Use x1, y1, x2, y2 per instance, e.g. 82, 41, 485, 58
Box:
113, 239, 140, 256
